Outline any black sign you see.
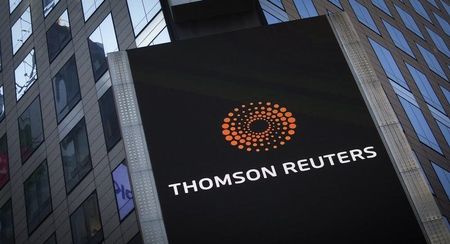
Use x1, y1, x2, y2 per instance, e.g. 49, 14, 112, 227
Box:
127, 16, 426, 243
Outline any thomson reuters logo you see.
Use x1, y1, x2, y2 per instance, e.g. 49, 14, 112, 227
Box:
221, 102, 296, 152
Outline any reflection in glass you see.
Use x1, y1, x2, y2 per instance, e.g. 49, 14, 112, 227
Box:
416, 44, 448, 81
70, 193, 103, 244
88, 14, 118, 81
43, 0, 60, 17
127, 0, 161, 36
382, 20, 414, 57
135, 11, 171, 47
426, 27, 450, 58
11, 7, 33, 54
24, 161, 52, 234
99, 88, 121, 150
432, 162, 450, 199
0, 135, 9, 190
61, 119, 92, 193
0, 87, 5, 122
47, 10, 71, 62
82, 0, 105, 21
15, 49, 37, 101
19, 97, 44, 163
293, 0, 318, 18
112, 163, 134, 220
395, 5, 424, 38
0, 200, 14, 244
349, 0, 379, 34
9, 0, 22, 13
53, 56, 81, 122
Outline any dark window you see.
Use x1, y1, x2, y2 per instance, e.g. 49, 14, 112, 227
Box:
0, 200, 14, 244
43, 233, 57, 244
112, 162, 134, 220
18, 97, 44, 163
99, 88, 121, 150
70, 193, 103, 244
0, 86, 5, 122
52, 56, 81, 123
88, 14, 118, 81
128, 233, 143, 244
24, 160, 52, 234
61, 119, 92, 193
47, 10, 71, 63
0, 135, 9, 190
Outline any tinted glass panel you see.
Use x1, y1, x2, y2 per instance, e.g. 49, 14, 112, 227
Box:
263, 10, 282, 24
416, 44, 448, 81
82, 0, 105, 21
398, 95, 442, 153
113, 163, 134, 220
372, 0, 391, 15
99, 88, 121, 150
11, 7, 32, 54
328, 0, 343, 9
0, 86, 5, 122
43, 0, 60, 17
127, 0, 161, 36
432, 162, 450, 199
368, 38, 409, 90
426, 27, 450, 57
88, 14, 118, 81
0, 135, 9, 190
433, 13, 450, 36
135, 11, 171, 47
350, 0, 380, 34
15, 49, 37, 100
43, 234, 56, 244
442, 0, 450, 14
70, 193, 103, 244
24, 161, 52, 234
9, 0, 22, 13
47, 10, 71, 62
53, 56, 81, 123
409, 0, 431, 21
269, 0, 284, 9
0, 200, 14, 244
61, 119, 91, 192
395, 5, 424, 38
293, 0, 318, 18
441, 86, 450, 104
436, 120, 450, 147
383, 20, 414, 57
19, 97, 44, 163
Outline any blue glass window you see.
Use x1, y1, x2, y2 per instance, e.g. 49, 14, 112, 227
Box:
350, 0, 380, 34
427, 0, 438, 8
382, 20, 415, 57
442, 0, 450, 14
416, 44, 448, 81
426, 27, 450, 57
9, 0, 22, 13
406, 63, 445, 113
263, 10, 283, 24
398, 96, 442, 153
441, 86, 450, 104
328, 0, 343, 9
269, 0, 284, 9
81, 0, 105, 21
112, 162, 134, 220
372, 0, 391, 16
409, 0, 431, 22
433, 13, 450, 36
432, 162, 450, 200
368, 38, 409, 90
436, 120, 450, 146
395, 5, 424, 38
293, 0, 318, 18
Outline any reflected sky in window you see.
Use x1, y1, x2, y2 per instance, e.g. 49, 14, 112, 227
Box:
15, 49, 37, 101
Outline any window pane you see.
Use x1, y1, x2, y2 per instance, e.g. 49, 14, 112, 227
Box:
409, 0, 431, 22
432, 162, 450, 199
70, 193, 103, 244
433, 13, 450, 36
0, 86, 5, 122
88, 14, 118, 81
61, 119, 91, 193
43, 0, 60, 16
350, 0, 380, 34
441, 86, 450, 104
99, 88, 121, 150
11, 7, 32, 54
442, 0, 450, 15
43, 234, 56, 244
426, 27, 450, 57
135, 11, 171, 47
406, 63, 445, 113
427, 0, 438, 8
47, 10, 71, 62
395, 5, 424, 38
0, 200, 14, 244
368, 38, 409, 90
436, 120, 450, 146
19, 97, 44, 163
263, 10, 282, 24
82, 0, 105, 21
127, 0, 161, 36
329, 0, 343, 9
113, 162, 134, 220
53, 56, 81, 123
382, 20, 415, 57
269, 0, 284, 9
416, 43, 448, 81
24, 161, 52, 234
293, 0, 318, 19
0, 135, 9, 190
372, 0, 391, 15
9, 0, 22, 13
398, 95, 442, 153
15, 49, 37, 101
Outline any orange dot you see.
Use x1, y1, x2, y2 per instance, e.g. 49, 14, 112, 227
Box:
246, 142, 251, 146
231, 131, 237, 136
280, 141, 285, 145
266, 102, 271, 106
234, 108, 239, 112
234, 135, 241, 140
225, 135, 233, 141
238, 145, 244, 149
224, 118, 231, 123
267, 108, 272, 112
289, 124, 296, 129
277, 113, 283, 118
265, 148, 269, 151
247, 148, 252, 152
285, 112, 292, 117
280, 117, 286, 121
288, 117, 296, 123
231, 141, 238, 146
282, 122, 288, 126
273, 110, 278, 114
239, 139, 246, 143
285, 136, 291, 141
274, 104, 279, 108
273, 145, 278, 149
222, 130, 230, 135
283, 127, 287, 130
230, 127, 236, 131
228, 112, 234, 117
288, 130, 295, 135
266, 112, 272, 116
256, 149, 260, 152
280, 107, 287, 112
253, 143, 257, 147
222, 124, 229, 129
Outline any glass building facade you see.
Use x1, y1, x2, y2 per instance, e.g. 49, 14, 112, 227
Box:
0, 0, 448, 243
